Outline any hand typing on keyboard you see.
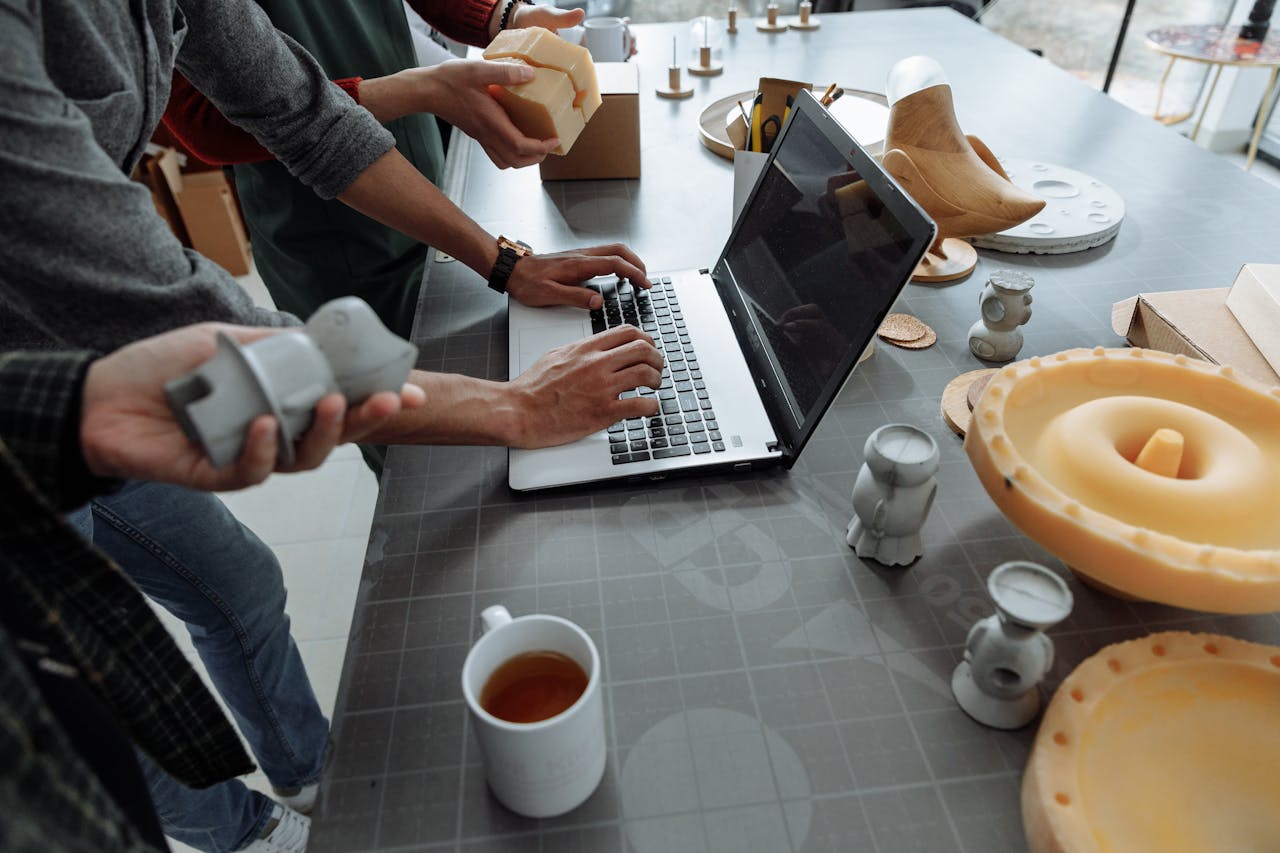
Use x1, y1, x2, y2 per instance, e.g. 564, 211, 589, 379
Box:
506, 325, 664, 448
505, 242, 650, 311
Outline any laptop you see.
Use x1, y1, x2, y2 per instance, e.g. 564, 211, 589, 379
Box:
507, 89, 936, 491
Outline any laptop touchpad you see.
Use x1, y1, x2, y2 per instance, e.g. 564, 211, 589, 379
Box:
517, 321, 591, 373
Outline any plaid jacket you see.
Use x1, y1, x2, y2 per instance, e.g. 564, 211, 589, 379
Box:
0, 351, 253, 851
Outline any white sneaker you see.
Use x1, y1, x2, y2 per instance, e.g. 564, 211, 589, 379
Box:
242, 804, 309, 853
272, 782, 318, 815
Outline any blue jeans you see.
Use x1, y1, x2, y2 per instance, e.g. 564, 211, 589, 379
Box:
70, 480, 328, 852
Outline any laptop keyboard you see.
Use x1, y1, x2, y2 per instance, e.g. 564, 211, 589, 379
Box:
587, 277, 727, 465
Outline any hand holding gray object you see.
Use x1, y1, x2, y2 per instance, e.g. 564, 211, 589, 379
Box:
164, 297, 419, 469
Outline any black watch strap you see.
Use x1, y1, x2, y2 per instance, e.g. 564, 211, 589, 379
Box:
487, 236, 532, 294
487, 246, 521, 294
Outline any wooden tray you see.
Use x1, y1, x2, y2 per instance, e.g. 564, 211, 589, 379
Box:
697, 87, 889, 160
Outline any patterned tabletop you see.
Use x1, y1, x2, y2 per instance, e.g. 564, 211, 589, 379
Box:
1145, 23, 1280, 65
310, 10, 1280, 852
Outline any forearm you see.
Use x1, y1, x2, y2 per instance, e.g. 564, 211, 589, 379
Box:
338, 148, 500, 277
354, 68, 434, 124
361, 369, 523, 446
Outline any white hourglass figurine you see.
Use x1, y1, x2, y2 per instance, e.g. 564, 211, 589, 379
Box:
951, 561, 1073, 729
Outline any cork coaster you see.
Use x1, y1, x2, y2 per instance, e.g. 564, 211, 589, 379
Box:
884, 326, 937, 350
966, 371, 996, 412
941, 368, 998, 436
877, 313, 929, 343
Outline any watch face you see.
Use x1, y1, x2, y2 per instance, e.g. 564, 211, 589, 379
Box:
498, 236, 532, 256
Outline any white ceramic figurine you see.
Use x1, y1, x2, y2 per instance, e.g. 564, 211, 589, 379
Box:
846, 424, 940, 566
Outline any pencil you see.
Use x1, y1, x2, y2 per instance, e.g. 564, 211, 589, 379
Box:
819, 82, 837, 105
827, 87, 845, 105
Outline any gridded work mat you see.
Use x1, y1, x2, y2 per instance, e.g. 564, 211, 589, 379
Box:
310, 12, 1280, 852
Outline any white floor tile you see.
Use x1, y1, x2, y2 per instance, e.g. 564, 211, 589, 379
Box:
217, 449, 365, 546
278, 537, 369, 642
297, 637, 350, 719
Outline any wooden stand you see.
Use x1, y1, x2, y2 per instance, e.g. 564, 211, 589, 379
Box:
757, 4, 787, 32
881, 74, 1045, 284
788, 1, 821, 30
914, 236, 978, 283
727, 7, 738, 34
689, 45, 723, 76
656, 65, 694, 99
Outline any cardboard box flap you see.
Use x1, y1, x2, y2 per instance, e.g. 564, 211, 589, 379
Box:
1225, 263, 1280, 376
594, 61, 638, 95
1111, 287, 1279, 386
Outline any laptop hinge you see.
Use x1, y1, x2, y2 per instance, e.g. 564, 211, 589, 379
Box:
766, 440, 780, 453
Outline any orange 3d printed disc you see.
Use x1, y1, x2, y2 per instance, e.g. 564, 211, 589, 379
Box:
1022, 631, 1280, 852
965, 347, 1280, 613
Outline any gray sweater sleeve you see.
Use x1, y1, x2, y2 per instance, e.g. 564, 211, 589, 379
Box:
174, 0, 396, 200
0, 0, 396, 353
0, 0, 291, 352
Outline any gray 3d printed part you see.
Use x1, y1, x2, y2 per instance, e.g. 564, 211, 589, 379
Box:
165, 297, 418, 468
951, 560, 1073, 730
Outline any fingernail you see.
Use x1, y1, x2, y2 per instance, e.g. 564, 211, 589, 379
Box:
590, 294, 603, 309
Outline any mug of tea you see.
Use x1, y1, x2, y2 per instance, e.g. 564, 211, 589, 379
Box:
582, 16, 633, 62
461, 605, 606, 818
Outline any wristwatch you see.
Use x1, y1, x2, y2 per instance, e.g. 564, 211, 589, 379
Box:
487, 235, 533, 294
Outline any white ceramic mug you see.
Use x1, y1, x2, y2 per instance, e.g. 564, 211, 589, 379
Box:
582, 16, 633, 62
460, 605, 606, 818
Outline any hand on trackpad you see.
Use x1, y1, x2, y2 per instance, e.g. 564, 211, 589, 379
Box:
518, 322, 590, 372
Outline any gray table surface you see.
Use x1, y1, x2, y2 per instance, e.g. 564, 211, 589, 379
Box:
309, 10, 1280, 852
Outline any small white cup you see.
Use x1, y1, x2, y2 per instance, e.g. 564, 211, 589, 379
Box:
460, 605, 606, 818
558, 24, 585, 46
583, 16, 633, 62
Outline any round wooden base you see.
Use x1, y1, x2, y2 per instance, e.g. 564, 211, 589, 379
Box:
656, 85, 694, 99
786, 17, 820, 29
913, 238, 977, 283
757, 20, 788, 32
941, 368, 997, 437
688, 61, 724, 77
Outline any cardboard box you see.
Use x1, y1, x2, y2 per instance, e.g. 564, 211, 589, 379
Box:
540, 62, 639, 181
1225, 263, 1280, 377
135, 146, 191, 246
175, 170, 252, 276
1111, 286, 1279, 386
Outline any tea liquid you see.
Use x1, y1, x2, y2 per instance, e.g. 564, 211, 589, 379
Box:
480, 650, 588, 724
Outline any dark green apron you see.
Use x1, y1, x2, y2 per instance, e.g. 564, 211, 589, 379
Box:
232, 2, 447, 475
232, 0, 445, 342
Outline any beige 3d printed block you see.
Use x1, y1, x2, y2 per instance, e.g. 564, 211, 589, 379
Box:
1023, 632, 1280, 853
488, 61, 585, 155
484, 28, 601, 155
965, 347, 1280, 612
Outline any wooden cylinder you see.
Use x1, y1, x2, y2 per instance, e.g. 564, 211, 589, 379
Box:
698, 45, 713, 67
799, 1, 811, 23
727, 7, 738, 32
767, 4, 779, 25
668, 66, 682, 90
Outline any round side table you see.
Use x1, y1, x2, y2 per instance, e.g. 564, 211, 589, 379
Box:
1145, 24, 1280, 169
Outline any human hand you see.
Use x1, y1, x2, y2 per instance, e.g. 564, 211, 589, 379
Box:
506, 325, 663, 448
420, 60, 560, 169
508, 4, 586, 33
506, 243, 649, 310
80, 324, 426, 491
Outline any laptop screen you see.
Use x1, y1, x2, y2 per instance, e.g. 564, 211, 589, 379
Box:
711, 92, 934, 460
